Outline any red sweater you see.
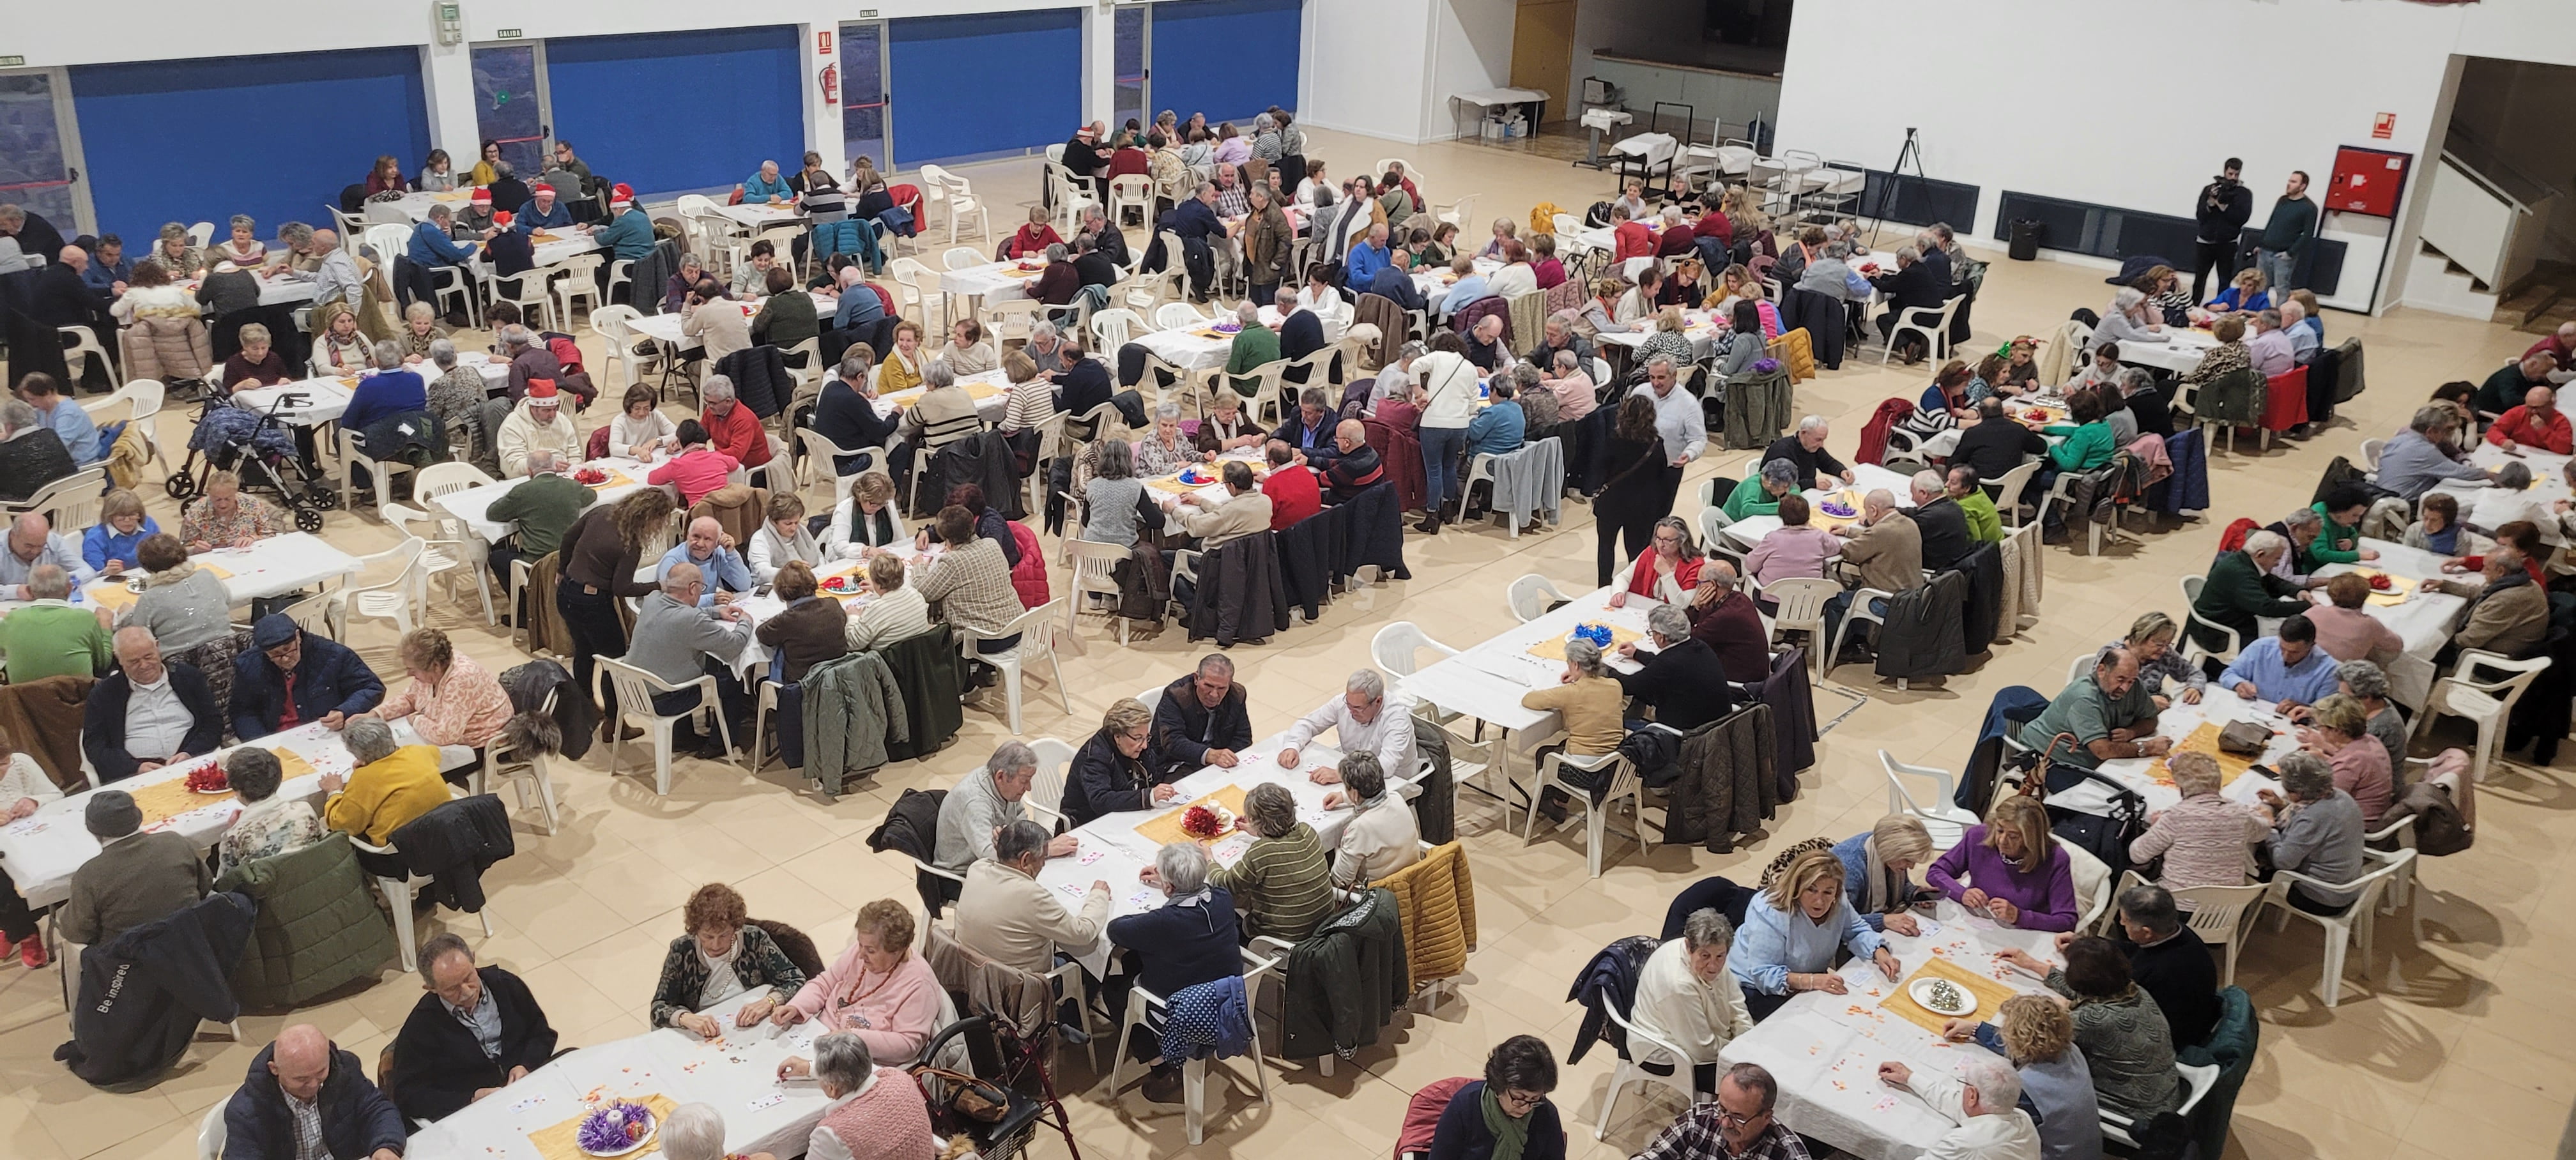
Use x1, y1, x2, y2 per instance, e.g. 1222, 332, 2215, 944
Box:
1006, 224, 1066, 260
703, 402, 772, 468
1614, 221, 1655, 261
2485, 404, 2573, 454
1263, 466, 1322, 530
1625, 552, 1705, 597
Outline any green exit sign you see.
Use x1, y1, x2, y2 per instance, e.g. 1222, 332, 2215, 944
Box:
0, 56, 25, 67
496, 28, 523, 39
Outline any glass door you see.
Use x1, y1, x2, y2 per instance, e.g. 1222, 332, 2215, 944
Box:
470, 43, 550, 178
1114, 6, 1148, 133
0, 70, 89, 236
840, 22, 889, 171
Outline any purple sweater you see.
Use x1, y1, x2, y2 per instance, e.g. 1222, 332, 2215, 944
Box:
1925, 825, 2080, 932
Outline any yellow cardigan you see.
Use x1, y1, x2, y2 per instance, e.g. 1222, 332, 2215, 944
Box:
325, 746, 449, 845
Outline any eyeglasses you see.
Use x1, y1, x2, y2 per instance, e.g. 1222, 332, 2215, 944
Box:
1497, 1089, 1544, 1111
1713, 1107, 1759, 1128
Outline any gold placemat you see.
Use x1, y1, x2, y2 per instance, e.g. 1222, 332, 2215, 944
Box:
1524, 623, 1644, 661
129, 775, 234, 827
583, 469, 638, 491
1134, 785, 1252, 847
529, 1094, 677, 1160
2343, 567, 2419, 607
1880, 955, 2023, 1035
1809, 489, 1866, 533
87, 584, 141, 614
1191, 328, 1234, 341
532, 231, 565, 244
2147, 721, 2267, 787
1001, 266, 1046, 279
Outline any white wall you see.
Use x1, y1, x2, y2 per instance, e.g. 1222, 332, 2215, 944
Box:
1772, 0, 2576, 312
1304, 0, 1513, 144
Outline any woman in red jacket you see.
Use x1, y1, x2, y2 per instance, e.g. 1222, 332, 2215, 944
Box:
1004, 206, 1066, 261
1610, 515, 1705, 605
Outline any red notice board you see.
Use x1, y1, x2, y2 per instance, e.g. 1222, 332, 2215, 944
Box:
2327, 146, 2411, 218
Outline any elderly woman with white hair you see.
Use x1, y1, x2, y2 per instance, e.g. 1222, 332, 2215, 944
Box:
1518, 636, 1627, 768
2187, 528, 2317, 655
1209, 782, 1335, 941
2108, 611, 2205, 710
1321, 752, 1420, 885
776, 899, 943, 1066
397, 301, 447, 362
1133, 399, 1199, 477
661, 1103, 772, 1160
785, 1033, 940, 1160
1631, 908, 1755, 1092
1830, 815, 1937, 935
422, 339, 486, 436
2090, 286, 2170, 353
2334, 659, 2407, 776
1112, 841, 1245, 1103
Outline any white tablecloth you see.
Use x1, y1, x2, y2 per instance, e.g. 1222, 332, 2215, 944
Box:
722, 544, 943, 676
1721, 464, 1924, 547
1717, 900, 2062, 1160
716, 202, 807, 231
2297, 538, 2461, 710
2117, 327, 2219, 375
2048, 693, 2296, 819
0, 719, 462, 909
184, 532, 364, 601
629, 293, 838, 353
405, 989, 833, 1160
178, 271, 316, 309
431, 457, 661, 544
1034, 736, 1354, 977
229, 360, 507, 428
939, 260, 1045, 305
1129, 307, 1345, 374
1398, 585, 1650, 739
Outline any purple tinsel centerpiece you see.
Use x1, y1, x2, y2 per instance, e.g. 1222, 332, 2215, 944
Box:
576, 1103, 654, 1154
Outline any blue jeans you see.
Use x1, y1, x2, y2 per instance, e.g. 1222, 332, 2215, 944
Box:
1420, 425, 1468, 515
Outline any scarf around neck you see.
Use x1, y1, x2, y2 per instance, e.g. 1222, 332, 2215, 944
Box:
1480, 1086, 1532, 1160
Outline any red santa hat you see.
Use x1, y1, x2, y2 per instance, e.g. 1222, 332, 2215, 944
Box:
532, 182, 555, 195
470, 187, 492, 205
610, 182, 634, 209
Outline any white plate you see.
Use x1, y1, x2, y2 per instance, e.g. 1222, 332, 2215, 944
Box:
578, 1112, 657, 1157
1910, 977, 1975, 1018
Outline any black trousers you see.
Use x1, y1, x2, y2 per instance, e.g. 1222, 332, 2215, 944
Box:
555, 577, 629, 722
0, 866, 36, 944
1594, 498, 1661, 588
2190, 239, 2238, 303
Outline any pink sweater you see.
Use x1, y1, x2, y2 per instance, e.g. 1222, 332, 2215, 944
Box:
1746, 525, 1843, 588
785, 947, 942, 1065
815, 1071, 939, 1160
2128, 793, 2266, 895
2304, 604, 2402, 665
645, 446, 738, 507
378, 653, 513, 748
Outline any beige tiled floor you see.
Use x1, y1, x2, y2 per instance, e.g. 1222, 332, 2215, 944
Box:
5, 128, 2568, 1160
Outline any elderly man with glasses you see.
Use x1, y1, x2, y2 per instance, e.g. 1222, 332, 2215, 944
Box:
1631, 1062, 1810, 1160
231, 612, 385, 742
386, 932, 559, 1123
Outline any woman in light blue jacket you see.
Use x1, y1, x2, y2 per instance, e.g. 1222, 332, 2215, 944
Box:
1729, 846, 1900, 1020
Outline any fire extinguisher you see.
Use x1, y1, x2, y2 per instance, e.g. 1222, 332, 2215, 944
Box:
818, 63, 839, 106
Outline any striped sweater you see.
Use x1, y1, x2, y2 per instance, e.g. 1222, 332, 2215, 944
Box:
1211, 823, 1335, 942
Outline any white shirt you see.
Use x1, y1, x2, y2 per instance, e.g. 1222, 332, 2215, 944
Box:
1912, 1071, 2043, 1160
1629, 937, 1754, 1064
1412, 351, 1480, 430
1629, 383, 1707, 464
1299, 284, 1351, 325
124, 674, 194, 760
1280, 691, 1418, 781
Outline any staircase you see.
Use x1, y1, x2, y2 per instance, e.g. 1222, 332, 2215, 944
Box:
2405, 241, 2501, 321
2406, 133, 2567, 322
2495, 260, 2576, 333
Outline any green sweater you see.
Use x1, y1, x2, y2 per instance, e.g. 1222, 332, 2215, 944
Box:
1957, 489, 2004, 544
2307, 501, 2363, 565
486, 471, 597, 556
1, 601, 109, 683
2044, 420, 2115, 471
2189, 549, 2310, 653
1210, 822, 1335, 942
1225, 324, 1280, 395
1722, 473, 1782, 520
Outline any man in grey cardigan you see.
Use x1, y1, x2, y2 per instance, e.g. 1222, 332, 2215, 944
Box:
2258, 752, 2365, 914
61, 790, 211, 946
933, 741, 1075, 874
625, 562, 753, 758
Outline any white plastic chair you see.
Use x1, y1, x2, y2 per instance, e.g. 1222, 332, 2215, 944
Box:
591, 305, 659, 392
551, 252, 606, 324
1432, 194, 1475, 231
597, 655, 739, 795
2101, 1060, 2222, 1148
1107, 174, 1154, 228
2177, 575, 2241, 669
57, 325, 115, 392
186, 220, 215, 249
1506, 574, 1573, 623
943, 246, 986, 271
3, 464, 103, 528
1878, 751, 1980, 851
327, 538, 426, 641
1522, 749, 1648, 877
486, 264, 560, 333
2118, 871, 2266, 987
1879, 294, 1965, 366
2410, 650, 2550, 784
1089, 307, 1146, 352
1156, 301, 1213, 332
1065, 539, 1132, 645
930, 168, 988, 245
196, 1101, 226, 1160
385, 501, 494, 625
1758, 576, 1840, 678
2058, 837, 2112, 933
351, 830, 494, 972
81, 379, 167, 474
474, 686, 562, 834
2260, 846, 2415, 1006
336, 425, 416, 517
2358, 437, 2386, 473
985, 298, 1045, 347
1991, 459, 2042, 527
797, 428, 879, 496
362, 223, 412, 270
1593, 998, 1703, 1138
1107, 947, 1277, 1143
956, 600, 1068, 734
1028, 738, 1075, 831
1821, 585, 1896, 685
1370, 621, 1457, 678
